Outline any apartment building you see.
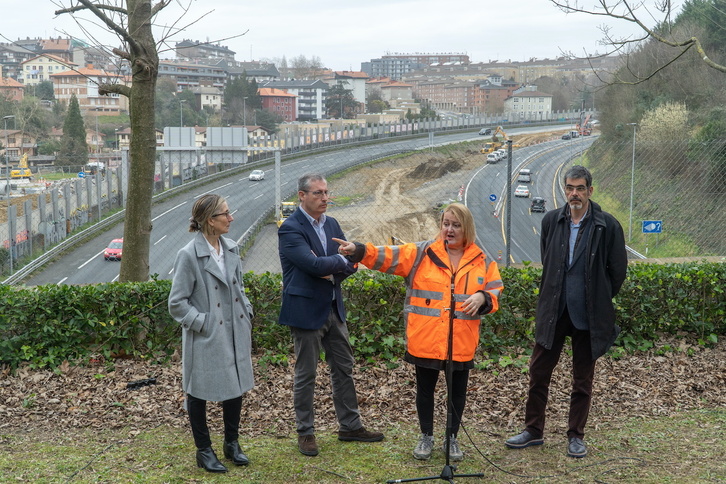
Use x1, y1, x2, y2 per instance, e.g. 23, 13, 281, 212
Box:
362, 53, 470, 80
260, 80, 328, 121
258, 88, 297, 122
158, 60, 227, 91
19, 54, 77, 86
0, 77, 24, 102
504, 87, 554, 120
175, 40, 236, 62
51, 65, 128, 114
327, 71, 369, 112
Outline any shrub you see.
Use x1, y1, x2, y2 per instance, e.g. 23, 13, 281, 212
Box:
0, 262, 723, 371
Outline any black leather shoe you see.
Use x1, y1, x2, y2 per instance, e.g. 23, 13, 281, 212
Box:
567, 437, 587, 458
505, 430, 544, 449
338, 427, 384, 442
196, 447, 228, 473
224, 440, 250, 466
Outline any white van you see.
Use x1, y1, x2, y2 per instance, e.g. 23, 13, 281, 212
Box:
518, 168, 532, 183
486, 153, 500, 163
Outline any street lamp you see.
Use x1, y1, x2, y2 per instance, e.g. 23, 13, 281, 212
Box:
3, 115, 15, 199
179, 99, 186, 127
628, 123, 637, 243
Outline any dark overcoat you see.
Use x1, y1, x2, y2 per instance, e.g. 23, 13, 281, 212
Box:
535, 200, 628, 359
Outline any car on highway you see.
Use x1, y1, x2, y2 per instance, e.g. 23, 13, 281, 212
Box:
497, 149, 508, 159
249, 169, 265, 181
103, 238, 123, 261
530, 196, 546, 212
486, 152, 501, 163
514, 185, 531, 198
478, 128, 492, 135
561, 133, 572, 140
517, 168, 531, 183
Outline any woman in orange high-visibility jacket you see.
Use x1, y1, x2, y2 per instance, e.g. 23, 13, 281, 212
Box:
333, 203, 503, 462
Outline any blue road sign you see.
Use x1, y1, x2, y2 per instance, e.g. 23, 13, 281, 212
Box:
642, 220, 662, 234
78, 172, 85, 178
489, 194, 497, 202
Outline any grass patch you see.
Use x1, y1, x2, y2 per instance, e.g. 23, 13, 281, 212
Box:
1, 409, 722, 483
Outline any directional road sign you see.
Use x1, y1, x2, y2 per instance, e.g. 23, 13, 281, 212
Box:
489, 194, 497, 202
642, 220, 662, 234
77, 172, 85, 178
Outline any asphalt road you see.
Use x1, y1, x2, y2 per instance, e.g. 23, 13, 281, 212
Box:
24, 126, 577, 285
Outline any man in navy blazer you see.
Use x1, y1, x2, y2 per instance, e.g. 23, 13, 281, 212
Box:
278, 173, 384, 457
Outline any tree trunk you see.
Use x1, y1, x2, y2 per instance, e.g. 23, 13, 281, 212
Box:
118, 0, 159, 282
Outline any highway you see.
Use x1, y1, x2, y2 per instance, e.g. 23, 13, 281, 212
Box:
467, 135, 596, 264
24, 126, 581, 286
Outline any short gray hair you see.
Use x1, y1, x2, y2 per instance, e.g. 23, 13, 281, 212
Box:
564, 165, 592, 187
298, 173, 326, 192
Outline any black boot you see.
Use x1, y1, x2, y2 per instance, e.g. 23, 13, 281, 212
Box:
224, 440, 250, 466
196, 447, 228, 473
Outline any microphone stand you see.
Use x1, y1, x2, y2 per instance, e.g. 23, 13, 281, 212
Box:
387, 242, 484, 483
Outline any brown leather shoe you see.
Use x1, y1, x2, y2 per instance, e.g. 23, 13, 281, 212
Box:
338, 427, 385, 442
298, 434, 319, 456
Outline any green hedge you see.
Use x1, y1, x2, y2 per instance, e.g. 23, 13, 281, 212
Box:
0, 262, 724, 370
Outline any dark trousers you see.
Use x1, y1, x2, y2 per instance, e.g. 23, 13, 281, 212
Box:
525, 311, 596, 440
416, 365, 470, 437
187, 393, 243, 449
290, 306, 361, 436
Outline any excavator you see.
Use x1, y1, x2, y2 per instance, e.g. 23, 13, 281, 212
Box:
10, 153, 32, 179
480, 126, 517, 154
277, 201, 297, 227
576, 114, 592, 136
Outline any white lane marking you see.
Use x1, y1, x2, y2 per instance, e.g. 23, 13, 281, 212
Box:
112, 274, 119, 282
152, 201, 188, 222
254, 193, 264, 200
154, 235, 167, 245
58, 277, 68, 285
79, 250, 105, 269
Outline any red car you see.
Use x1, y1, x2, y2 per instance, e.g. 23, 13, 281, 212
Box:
103, 238, 123, 261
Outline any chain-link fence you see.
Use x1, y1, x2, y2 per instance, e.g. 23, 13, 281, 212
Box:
234, 133, 725, 275
5, 127, 725, 284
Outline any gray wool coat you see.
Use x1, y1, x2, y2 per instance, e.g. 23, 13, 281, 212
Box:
168, 233, 254, 402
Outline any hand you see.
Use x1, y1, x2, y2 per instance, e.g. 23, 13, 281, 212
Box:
461, 292, 486, 316
332, 237, 355, 256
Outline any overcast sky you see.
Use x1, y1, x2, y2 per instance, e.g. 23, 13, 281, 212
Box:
3, 0, 662, 71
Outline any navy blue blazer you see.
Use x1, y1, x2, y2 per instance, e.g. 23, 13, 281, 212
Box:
278, 208, 357, 330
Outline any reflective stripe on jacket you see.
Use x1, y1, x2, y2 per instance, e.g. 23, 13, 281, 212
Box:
359, 239, 503, 362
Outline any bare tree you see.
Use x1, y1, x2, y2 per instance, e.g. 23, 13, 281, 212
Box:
553, 0, 726, 85
289, 55, 326, 80
55, 0, 167, 282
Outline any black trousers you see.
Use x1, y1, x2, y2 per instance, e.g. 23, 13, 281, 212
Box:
415, 365, 470, 437
524, 311, 596, 440
187, 393, 243, 449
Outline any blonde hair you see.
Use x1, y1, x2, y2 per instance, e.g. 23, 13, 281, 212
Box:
439, 203, 476, 248
189, 194, 226, 235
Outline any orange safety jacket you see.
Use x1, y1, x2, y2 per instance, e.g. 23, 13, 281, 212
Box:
358, 239, 503, 362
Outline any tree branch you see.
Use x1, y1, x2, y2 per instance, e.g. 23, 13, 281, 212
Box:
151, 0, 171, 17
99, 83, 131, 98
56, 0, 140, 53
549, 0, 726, 83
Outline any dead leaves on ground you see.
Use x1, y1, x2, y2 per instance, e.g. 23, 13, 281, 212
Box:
0, 341, 723, 438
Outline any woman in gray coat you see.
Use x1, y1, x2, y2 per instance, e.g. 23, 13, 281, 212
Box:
168, 194, 254, 473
